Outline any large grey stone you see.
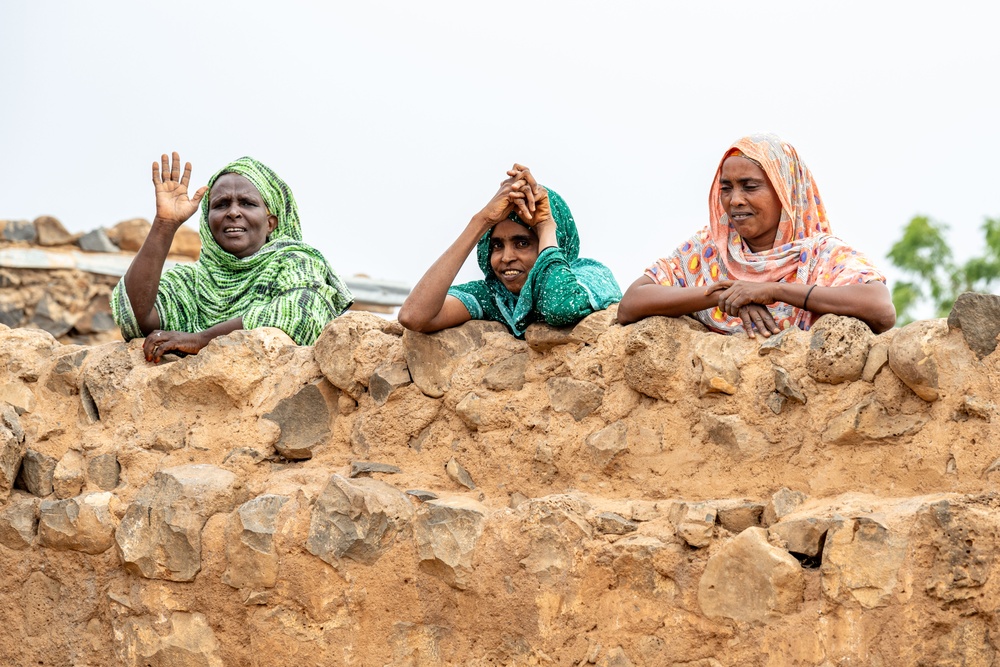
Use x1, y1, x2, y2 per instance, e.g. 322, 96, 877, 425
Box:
16, 449, 57, 496
0, 495, 39, 549
223, 494, 289, 589
306, 475, 413, 566
115, 464, 239, 581
715, 500, 765, 534
698, 527, 804, 623
593, 511, 638, 535
262, 380, 334, 460
87, 452, 120, 490
806, 314, 873, 384
30, 295, 74, 338
547, 377, 604, 421
0, 403, 26, 502
888, 319, 947, 402
2, 219, 37, 242
414, 496, 487, 590
38, 492, 116, 554
948, 292, 1000, 359
369, 361, 412, 405
402, 320, 507, 398
77, 228, 119, 252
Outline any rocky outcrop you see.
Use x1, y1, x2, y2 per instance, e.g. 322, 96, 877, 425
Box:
0, 300, 999, 666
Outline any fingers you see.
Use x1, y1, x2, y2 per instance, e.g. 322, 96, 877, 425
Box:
509, 192, 533, 222
180, 161, 193, 188
704, 281, 733, 296
170, 152, 181, 183
191, 186, 208, 206
143, 330, 172, 363
738, 307, 756, 339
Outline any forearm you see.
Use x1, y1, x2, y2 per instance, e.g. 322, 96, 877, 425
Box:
617, 277, 717, 325
397, 215, 490, 331
122, 218, 180, 334
781, 282, 896, 333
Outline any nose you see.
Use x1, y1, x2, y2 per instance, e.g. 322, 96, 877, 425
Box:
729, 187, 747, 207
226, 202, 242, 218
499, 243, 515, 263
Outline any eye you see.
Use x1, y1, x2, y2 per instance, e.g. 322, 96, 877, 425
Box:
490, 240, 503, 252
516, 239, 531, 249
240, 198, 258, 207
719, 184, 732, 193
211, 199, 228, 209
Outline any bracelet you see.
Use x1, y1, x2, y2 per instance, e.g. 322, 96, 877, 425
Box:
802, 284, 817, 311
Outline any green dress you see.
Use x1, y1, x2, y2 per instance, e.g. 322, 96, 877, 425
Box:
448, 188, 621, 338
111, 157, 353, 346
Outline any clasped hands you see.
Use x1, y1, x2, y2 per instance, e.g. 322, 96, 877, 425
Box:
477, 164, 553, 231
705, 280, 782, 338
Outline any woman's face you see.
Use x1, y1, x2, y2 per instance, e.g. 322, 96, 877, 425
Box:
489, 219, 539, 295
207, 173, 278, 258
719, 156, 784, 253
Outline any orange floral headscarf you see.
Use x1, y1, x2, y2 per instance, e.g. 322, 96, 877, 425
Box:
645, 133, 886, 333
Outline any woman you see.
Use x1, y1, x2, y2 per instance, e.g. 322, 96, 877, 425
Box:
111, 153, 353, 362
397, 164, 621, 338
617, 134, 895, 336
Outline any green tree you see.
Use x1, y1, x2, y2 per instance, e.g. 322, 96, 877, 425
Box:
887, 216, 1000, 325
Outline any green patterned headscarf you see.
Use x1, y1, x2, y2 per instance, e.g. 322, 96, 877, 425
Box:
447, 188, 621, 337
112, 157, 353, 345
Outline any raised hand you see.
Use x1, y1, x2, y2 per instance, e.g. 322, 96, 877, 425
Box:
152, 152, 208, 227
507, 164, 553, 228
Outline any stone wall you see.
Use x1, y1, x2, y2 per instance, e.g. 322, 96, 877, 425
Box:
0, 296, 999, 666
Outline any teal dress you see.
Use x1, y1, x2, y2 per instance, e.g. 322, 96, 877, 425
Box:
448, 189, 621, 338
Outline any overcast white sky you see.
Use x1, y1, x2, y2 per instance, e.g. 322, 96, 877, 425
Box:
2, 1, 998, 313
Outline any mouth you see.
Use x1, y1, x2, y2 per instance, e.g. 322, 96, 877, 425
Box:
498, 269, 524, 282
222, 226, 247, 235
730, 211, 753, 222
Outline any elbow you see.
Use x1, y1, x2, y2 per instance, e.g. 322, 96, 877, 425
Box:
615, 295, 641, 325
396, 306, 421, 332
869, 305, 897, 334
396, 305, 432, 333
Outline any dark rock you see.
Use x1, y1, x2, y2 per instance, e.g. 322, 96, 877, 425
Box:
350, 461, 402, 478
15, 449, 57, 496
77, 228, 119, 253
2, 219, 37, 242
947, 292, 1000, 359
716, 501, 765, 533
593, 511, 638, 535
87, 453, 120, 490
306, 474, 413, 566
0, 404, 26, 502
403, 321, 507, 398
774, 366, 806, 403
262, 380, 334, 460
0, 305, 24, 328
38, 492, 116, 554
30, 295, 74, 338
406, 489, 439, 502
0, 495, 39, 549
44, 348, 88, 396
369, 362, 411, 405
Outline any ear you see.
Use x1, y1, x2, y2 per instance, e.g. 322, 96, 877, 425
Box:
267, 214, 278, 234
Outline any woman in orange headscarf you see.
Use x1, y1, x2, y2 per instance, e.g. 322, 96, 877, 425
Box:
617, 134, 895, 336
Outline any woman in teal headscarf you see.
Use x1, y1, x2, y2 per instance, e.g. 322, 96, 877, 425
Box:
112, 152, 353, 362
398, 164, 620, 337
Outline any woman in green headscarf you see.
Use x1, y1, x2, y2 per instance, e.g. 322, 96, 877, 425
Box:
112, 152, 353, 362
398, 164, 620, 338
